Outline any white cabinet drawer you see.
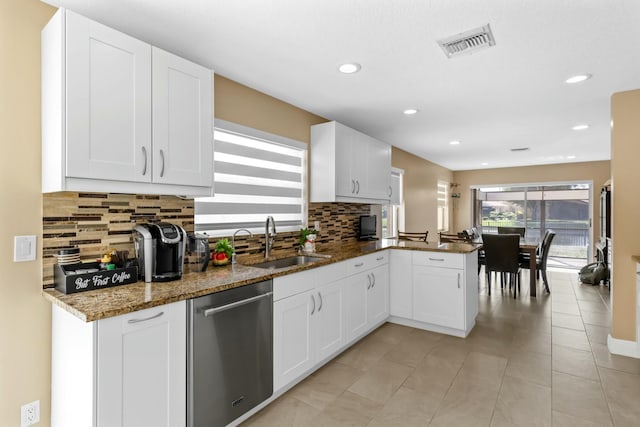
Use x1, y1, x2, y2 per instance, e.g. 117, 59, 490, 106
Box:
412, 251, 463, 269
273, 269, 317, 301
345, 251, 389, 276
316, 260, 349, 285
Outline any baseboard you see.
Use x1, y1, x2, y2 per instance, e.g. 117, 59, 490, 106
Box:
607, 334, 640, 359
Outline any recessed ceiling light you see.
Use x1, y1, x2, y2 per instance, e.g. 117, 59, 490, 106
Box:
572, 124, 590, 131
567, 155, 576, 159
565, 74, 592, 84
338, 63, 361, 74
403, 109, 418, 115
481, 162, 489, 166
449, 140, 460, 145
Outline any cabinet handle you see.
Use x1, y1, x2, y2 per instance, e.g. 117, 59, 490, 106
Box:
354, 262, 364, 268
376, 256, 384, 261
351, 180, 356, 194
310, 294, 316, 315
318, 292, 323, 312
141, 146, 148, 176
203, 293, 273, 317
356, 180, 360, 194
389, 186, 392, 197
127, 311, 163, 324
458, 273, 461, 289
159, 149, 165, 177
367, 273, 372, 289
372, 272, 376, 288
428, 257, 445, 262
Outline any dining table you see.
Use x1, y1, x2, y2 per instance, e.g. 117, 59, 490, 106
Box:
519, 240, 539, 297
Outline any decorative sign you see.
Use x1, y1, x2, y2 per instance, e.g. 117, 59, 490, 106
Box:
54, 262, 138, 294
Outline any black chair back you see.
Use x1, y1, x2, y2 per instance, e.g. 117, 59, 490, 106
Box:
398, 231, 428, 242
482, 233, 520, 274
539, 230, 556, 270
497, 226, 526, 237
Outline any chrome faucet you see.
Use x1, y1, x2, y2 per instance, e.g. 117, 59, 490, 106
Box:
231, 228, 253, 264
265, 216, 277, 258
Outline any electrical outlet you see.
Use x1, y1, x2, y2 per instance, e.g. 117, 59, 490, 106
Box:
20, 400, 40, 427
314, 221, 320, 231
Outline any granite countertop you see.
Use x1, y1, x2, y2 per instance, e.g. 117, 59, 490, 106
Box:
43, 238, 480, 322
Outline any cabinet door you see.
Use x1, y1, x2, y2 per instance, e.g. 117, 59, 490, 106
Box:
367, 265, 389, 326
273, 290, 315, 391
412, 266, 464, 330
344, 272, 369, 341
96, 301, 186, 427
390, 250, 412, 318
335, 123, 358, 198
65, 10, 152, 183
348, 132, 370, 197
152, 47, 213, 187
364, 136, 392, 200
315, 280, 345, 362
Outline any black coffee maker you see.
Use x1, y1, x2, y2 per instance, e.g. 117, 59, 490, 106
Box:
133, 223, 187, 282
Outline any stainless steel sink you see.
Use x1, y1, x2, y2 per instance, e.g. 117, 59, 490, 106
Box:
250, 255, 326, 270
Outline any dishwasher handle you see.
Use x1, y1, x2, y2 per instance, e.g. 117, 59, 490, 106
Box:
203, 292, 273, 317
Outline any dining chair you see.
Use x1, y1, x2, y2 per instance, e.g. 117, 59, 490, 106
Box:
482, 233, 521, 298
398, 231, 428, 242
439, 232, 473, 243
519, 230, 556, 293
497, 226, 526, 237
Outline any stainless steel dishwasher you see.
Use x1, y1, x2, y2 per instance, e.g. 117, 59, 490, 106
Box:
187, 279, 273, 427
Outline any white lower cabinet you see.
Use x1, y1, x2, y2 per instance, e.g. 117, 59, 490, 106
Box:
51, 301, 186, 427
388, 250, 478, 337
389, 249, 413, 318
314, 279, 346, 361
344, 272, 369, 341
273, 289, 315, 391
273, 252, 389, 392
413, 265, 464, 329
367, 265, 389, 327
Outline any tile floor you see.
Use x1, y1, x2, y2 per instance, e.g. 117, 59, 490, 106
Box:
242, 269, 640, 426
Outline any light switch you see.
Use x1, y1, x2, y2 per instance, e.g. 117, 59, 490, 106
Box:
14, 235, 36, 262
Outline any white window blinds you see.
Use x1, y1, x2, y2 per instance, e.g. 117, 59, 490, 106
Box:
195, 120, 307, 237
437, 180, 449, 232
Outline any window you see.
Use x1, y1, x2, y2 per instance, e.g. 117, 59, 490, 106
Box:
195, 120, 307, 237
382, 168, 404, 238
437, 180, 449, 232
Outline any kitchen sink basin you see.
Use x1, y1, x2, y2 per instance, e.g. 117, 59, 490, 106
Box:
250, 255, 327, 270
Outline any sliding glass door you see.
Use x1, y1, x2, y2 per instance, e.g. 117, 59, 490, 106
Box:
474, 183, 591, 266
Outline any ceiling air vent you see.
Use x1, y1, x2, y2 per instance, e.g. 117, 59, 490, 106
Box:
437, 24, 495, 58
510, 147, 530, 152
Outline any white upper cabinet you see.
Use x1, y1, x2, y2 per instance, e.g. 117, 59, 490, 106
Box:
42, 9, 213, 196
310, 121, 391, 203
152, 47, 212, 187
64, 10, 152, 183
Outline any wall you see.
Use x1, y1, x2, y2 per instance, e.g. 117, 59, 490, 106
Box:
0, 0, 57, 425
391, 147, 454, 239
214, 75, 327, 143
611, 90, 640, 342
451, 161, 611, 247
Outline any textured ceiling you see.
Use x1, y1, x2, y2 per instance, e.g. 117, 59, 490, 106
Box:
43, 0, 640, 170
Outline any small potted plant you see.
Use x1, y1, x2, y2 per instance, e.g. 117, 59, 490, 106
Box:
211, 238, 233, 266
299, 227, 317, 254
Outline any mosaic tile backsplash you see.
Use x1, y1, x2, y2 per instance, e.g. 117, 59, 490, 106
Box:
42, 192, 370, 288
